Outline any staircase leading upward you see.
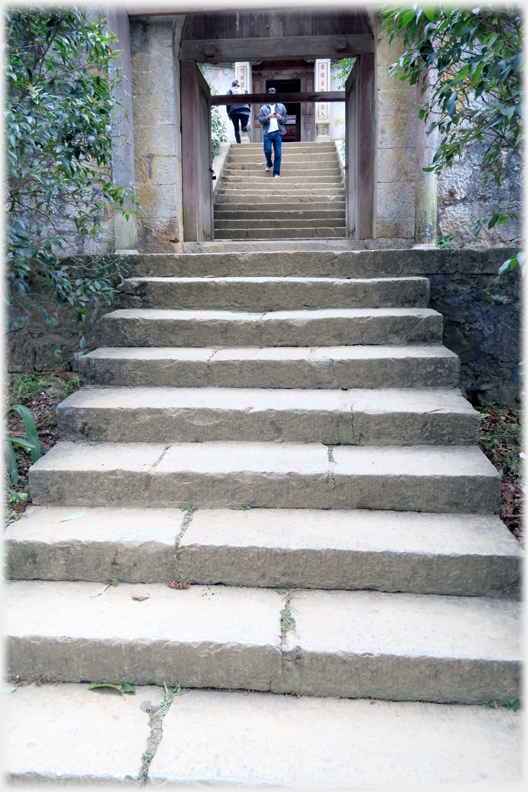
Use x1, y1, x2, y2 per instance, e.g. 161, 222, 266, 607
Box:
5, 244, 522, 786
214, 142, 346, 239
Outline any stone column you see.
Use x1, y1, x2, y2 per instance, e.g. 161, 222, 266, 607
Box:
413, 68, 439, 248
105, 6, 137, 252
315, 58, 330, 141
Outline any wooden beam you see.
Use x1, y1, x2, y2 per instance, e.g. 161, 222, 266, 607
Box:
211, 91, 345, 105
179, 34, 374, 62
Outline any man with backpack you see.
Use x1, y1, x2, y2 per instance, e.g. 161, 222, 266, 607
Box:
258, 87, 288, 178
226, 79, 251, 144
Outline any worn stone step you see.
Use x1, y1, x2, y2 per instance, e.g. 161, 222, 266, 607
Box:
222, 174, 343, 185
6, 582, 519, 702
100, 307, 443, 348
118, 276, 430, 311
276, 589, 520, 702
5, 685, 521, 788
225, 162, 341, 172
215, 227, 347, 239
214, 208, 346, 220
79, 345, 460, 389
215, 195, 346, 207
214, 217, 345, 229
218, 185, 346, 195
56, 387, 478, 445
28, 441, 500, 513
6, 581, 283, 688
7, 506, 519, 596
149, 690, 522, 788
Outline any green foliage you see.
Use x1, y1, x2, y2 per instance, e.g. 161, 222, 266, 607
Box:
381, 6, 522, 256
7, 372, 80, 408
211, 105, 228, 160
6, 7, 138, 334
88, 682, 136, 695
333, 58, 356, 88
4, 405, 45, 485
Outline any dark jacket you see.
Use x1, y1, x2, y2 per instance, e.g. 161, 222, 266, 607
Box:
259, 102, 288, 135
226, 86, 250, 117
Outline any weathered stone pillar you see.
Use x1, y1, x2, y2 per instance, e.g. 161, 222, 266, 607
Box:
413, 68, 439, 247
105, 6, 137, 251
315, 59, 331, 141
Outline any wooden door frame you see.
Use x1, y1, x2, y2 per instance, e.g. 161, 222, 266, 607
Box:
181, 61, 214, 241
345, 55, 375, 240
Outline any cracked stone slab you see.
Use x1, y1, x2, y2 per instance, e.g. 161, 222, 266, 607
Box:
57, 386, 478, 445
147, 689, 522, 788
100, 307, 443, 347
332, 445, 501, 513
6, 581, 283, 688
28, 441, 497, 511
5, 682, 163, 785
174, 508, 522, 596
118, 275, 429, 311
79, 345, 459, 389
5, 506, 184, 582
277, 590, 521, 703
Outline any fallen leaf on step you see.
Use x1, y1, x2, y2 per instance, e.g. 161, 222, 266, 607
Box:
60, 510, 86, 522
90, 583, 111, 598
168, 581, 189, 589
132, 594, 150, 601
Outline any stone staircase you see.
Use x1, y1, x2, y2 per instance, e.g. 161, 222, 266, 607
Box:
5, 246, 522, 786
214, 142, 346, 239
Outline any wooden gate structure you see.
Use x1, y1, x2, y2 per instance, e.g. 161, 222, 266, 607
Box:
178, 9, 375, 242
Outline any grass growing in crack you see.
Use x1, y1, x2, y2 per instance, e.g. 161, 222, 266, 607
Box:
279, 587, 296, 634
327, 446, 335, 463
485, 698, 521, 712
175, 505, 197, 547
138, 683, 183, 784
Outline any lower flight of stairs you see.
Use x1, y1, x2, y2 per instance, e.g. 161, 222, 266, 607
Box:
214, 142, 346, 239
5, 245, 522, 787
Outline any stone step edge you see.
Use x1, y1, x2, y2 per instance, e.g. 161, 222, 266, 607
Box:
5, 506, 521, 597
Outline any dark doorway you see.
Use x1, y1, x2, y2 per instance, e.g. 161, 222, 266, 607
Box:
266, 79, 301, 142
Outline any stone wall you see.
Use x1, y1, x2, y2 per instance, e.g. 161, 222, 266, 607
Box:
373, 17, 416, 250
130, 15, 186, 254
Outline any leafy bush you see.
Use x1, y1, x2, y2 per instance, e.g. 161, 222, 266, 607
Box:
4, 406, 45, 485
5, 7, 138, 334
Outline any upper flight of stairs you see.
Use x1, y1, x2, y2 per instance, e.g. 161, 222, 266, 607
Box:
5, 244, 522, 786
214, 142, 346, 239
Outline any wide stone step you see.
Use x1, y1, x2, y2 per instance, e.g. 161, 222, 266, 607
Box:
7, 506, 521, 597
218, 185, 346, 195
215, 195, 346, 207
214, 208, 346, 220
214, 214, 345, 233
100, 308, 443, 348
6, 582, 519, 702
28, 441, 500, 512
79, 345, 460, 389
5, 686, 521, 787
222, 174, 343, 185
118, 276, 430, 311
215, 227, 347, 239
214, 218, 345, 229
225, 162, 341, 172
56, 387, 478, 445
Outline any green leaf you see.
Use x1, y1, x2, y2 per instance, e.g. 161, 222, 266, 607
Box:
59, 510, 87, 522
4, 687, 17, 694
423, 8, 436, 22
88, 683, 123, 695
7, 405, 43, 464
121, 682, 136, 694
402, 10, 415, 26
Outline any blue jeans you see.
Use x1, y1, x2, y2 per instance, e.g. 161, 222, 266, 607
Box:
263, 131, 282, 176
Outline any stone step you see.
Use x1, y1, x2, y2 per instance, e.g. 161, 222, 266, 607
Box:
5, 686, 521, 787
214, 209, 346, 220
56, 387, 478, 445
214, 217, 345, 229
28, 441, 500, 513
225, 162, 341, 172
218, 185, 346, 195
118, 276, 430, 311
7, 506, 520, 597
100, 307, 443, 348
215, 227, 347, 239
215, 195, 346, 207
227, 153, 339, 164
222, 174, 343, 185
79, 345, 460, 389
6, 582, 519, 702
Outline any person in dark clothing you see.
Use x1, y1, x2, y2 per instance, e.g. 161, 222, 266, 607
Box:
226, 79, 251, 144
258, 87, 288, 177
